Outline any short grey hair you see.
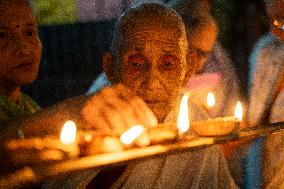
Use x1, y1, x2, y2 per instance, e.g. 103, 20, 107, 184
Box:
110, 2, 188, 82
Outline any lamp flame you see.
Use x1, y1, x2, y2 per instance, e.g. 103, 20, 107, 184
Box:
60, 120, 77, 145
234, 101, 243, 121
177, 93, 190, 134
120, 125, 145, 145
84, 134, 93, 142
207, 92, 215, 108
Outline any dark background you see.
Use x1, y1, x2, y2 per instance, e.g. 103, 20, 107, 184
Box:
23, 0, 270, 107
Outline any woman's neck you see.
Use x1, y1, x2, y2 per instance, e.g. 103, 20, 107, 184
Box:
0, 81, 21, 104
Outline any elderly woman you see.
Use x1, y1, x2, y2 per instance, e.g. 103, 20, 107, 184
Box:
44, 2, 238, 189
167, 0, 244, 186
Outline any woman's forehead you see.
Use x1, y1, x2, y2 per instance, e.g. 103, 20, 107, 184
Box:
0, 5, 34, 28
122, 26, 187, 51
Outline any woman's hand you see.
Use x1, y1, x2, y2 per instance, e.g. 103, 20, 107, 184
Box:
81, 84, 157, 136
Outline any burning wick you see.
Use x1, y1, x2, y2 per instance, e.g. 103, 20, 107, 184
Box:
120, 125, 145, 145
234, 101, 243, 122
274, 19, 284, 30
207, 92, 215, 108
177, 93, 190, 135
84, 134, 93, 142
60, 120, 77, 145
58, 120, 79, 157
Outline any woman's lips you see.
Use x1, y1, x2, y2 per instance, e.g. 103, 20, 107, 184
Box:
14, 61, 34, 70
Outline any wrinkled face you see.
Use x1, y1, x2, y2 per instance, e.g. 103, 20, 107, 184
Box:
0, 2, 42, 86
119, 26, 187, 122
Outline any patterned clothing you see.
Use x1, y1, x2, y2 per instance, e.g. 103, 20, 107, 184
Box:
0, 93, 41, 127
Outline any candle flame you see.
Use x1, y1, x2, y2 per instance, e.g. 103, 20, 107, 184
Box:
120, 125, 145, 145
207, 92, 215, 108
84, 134, 93, 142
60, 120, 77, 145
234, 101, 243, 121
273, 20, 284, 30
177, 93, 190, 134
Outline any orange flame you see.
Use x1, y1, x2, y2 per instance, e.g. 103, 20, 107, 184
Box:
207, 92, 215, 108
60, 120, 77, 145
177, 93, 190, 134
120, 125, 145, 145
234, 101, 243, 121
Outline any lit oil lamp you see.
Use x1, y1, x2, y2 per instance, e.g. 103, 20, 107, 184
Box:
79, 132, 124, 156
118, 93, 191, 147
59, 120, 79, 157
191, 98, 243, 136
79, 125, 147, 156
5, 120, 80, 165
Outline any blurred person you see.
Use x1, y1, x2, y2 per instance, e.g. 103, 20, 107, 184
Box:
0, 3, 158, 189
246, 0, 284, 188
0, 0, 156, 158
168, 0, 244, 186
0, 0, 42, 126
168, 0, 241, 118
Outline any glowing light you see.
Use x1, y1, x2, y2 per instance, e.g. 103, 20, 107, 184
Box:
60, 120, 77, 145
207, 92, 215, 108
84, 134, 93, 142
177, 93, 190, 134
274, 20, 279, 26
120, 125, 145, 145
234, 101, 243, 121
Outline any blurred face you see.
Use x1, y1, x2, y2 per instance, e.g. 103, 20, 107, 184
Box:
266, 0, 284, 21
0, 2, 42, 86
269, 0, 284, 41
276, 0, 284, 19
119, 26, 187, 122
187, 21, 217, 72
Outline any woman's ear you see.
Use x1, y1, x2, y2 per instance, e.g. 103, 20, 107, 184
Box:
182, 49, 198, 86
103, 51, 116, 83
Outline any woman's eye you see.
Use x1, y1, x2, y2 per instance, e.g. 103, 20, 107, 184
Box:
159, 55, 180, 71
164, 61, 173, 68
128, 54, 146, 70
26, 31, 34, 37
130, 62, 141, 67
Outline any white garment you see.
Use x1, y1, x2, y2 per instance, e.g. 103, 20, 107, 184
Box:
248, 33, 284, 188
42, 75, 238, 189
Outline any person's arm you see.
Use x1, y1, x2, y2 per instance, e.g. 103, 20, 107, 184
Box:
0, 95, 89, 140
1, 84, 157, 140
